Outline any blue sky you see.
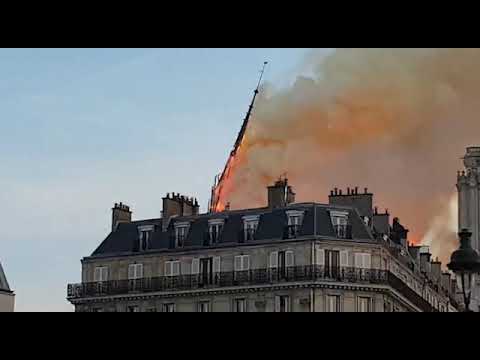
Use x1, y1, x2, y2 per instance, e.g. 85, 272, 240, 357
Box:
0, 48, 314, 311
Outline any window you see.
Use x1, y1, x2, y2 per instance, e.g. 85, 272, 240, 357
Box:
326, 295, 340, 312
275, 295, 290, 312
198, 301, 210, 312
128, 263, 143, 280
358, 297, 371, 312
330, 210, 349, 238
94, 266, 108, 282
127, 306, 139, 313
354, 253, 372, 269
208, 220, 224, 244
163, 303, 176, 312
174, 222, 190, 247
165, 260, 181, 276
234, 255, 250, 272
270, 251, 294, 279
286, 210, 304, 238
138, 225, 154, 251
325, 250, 340, 278
242, 215, 259, 241
234, 299, 247, 312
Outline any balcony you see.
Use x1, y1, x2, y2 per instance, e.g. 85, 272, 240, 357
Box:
67, 265, 437, 312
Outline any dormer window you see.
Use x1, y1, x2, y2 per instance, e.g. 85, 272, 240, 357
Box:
286, 210, 304, 238
330, 210, 350, 239
138, 225, 154, 251
242, 215, 260, 242
208, 219, 224, 245
174, 222, 190, 248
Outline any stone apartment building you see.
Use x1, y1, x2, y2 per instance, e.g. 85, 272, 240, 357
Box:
0, 261, 15, 312
67, 179, 460, 312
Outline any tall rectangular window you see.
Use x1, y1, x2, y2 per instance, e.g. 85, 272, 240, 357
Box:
234, 299, 247, 312
140, 230, 151, 251
94, 266, 108, 282
128, 263, 143, 280
165, 261, 181, 276
275, 295, 290, 312
175, 226, 188, 247
198, 301, 210, 312
326, 295, 340, 312
208, 220, 224, 244
325, 250, 340, 278
163, 303, 176, 312
358, 297, 371, 312
330, 211, 349, 239
242, 215, 260, 242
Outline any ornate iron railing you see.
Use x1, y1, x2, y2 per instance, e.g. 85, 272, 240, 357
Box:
68, 265, 439, 311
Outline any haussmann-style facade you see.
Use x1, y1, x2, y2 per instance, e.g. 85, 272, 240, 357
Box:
67, 179, 460, 312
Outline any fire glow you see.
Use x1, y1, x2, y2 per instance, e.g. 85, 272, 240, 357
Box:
211, 49, 480, 265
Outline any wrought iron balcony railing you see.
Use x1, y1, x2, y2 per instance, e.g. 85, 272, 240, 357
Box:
68, 265, 439, 312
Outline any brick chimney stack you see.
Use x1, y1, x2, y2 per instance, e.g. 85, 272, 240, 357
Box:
267, 178, 295, 209
328, 186, 373, 220
112, 202, 132, 232
162, 192, 200, 231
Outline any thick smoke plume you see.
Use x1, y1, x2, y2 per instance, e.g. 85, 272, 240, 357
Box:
218, 48, 480, 265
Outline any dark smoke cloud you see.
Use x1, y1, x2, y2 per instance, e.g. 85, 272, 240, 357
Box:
219, 48, 480, 265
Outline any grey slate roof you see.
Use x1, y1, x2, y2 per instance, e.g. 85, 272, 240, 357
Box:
0, 261, 11, 292
90, 203, 375, 258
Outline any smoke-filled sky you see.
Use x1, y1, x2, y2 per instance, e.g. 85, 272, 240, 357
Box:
1, 48, 475, 311
219, 48, 480, 266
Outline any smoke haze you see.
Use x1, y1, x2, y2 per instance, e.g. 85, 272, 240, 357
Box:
218, 48, 480, 265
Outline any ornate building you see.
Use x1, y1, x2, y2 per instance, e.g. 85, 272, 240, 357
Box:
67, 180, 459, 312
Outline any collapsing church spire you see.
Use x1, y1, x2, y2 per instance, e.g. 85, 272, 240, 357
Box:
208, 62, 268, 213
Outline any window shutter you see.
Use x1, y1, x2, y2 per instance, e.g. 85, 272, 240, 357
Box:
269, 251, 278, 268
128, 264, 135, 279
235, 256, 242, 271
243, 255, 250, 271
355, 253, 363, 268
94, 267, 101, 282
165, 262, 172, 276
191, 258, 200, 274
363, 253, 371, 269
340, 251, 348, 267
285, 251, 294, 267
316, 248, 325, 265
101, 267, 108, 282
136, 264, 143, 278
181, 261, 191, 275
213, 256, 221, 273
172, 261, 180, 276
275, 296, 280, 312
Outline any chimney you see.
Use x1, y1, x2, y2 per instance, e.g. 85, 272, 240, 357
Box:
430, 259, 442, 283
162, 193, 199, 231
419, 248, 432, 275
267, 178, 295, 209
328, 185, 373, 220
112, 202, 132, 232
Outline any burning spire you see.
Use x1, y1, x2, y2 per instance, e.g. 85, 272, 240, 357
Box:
208, 61, 268, 213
